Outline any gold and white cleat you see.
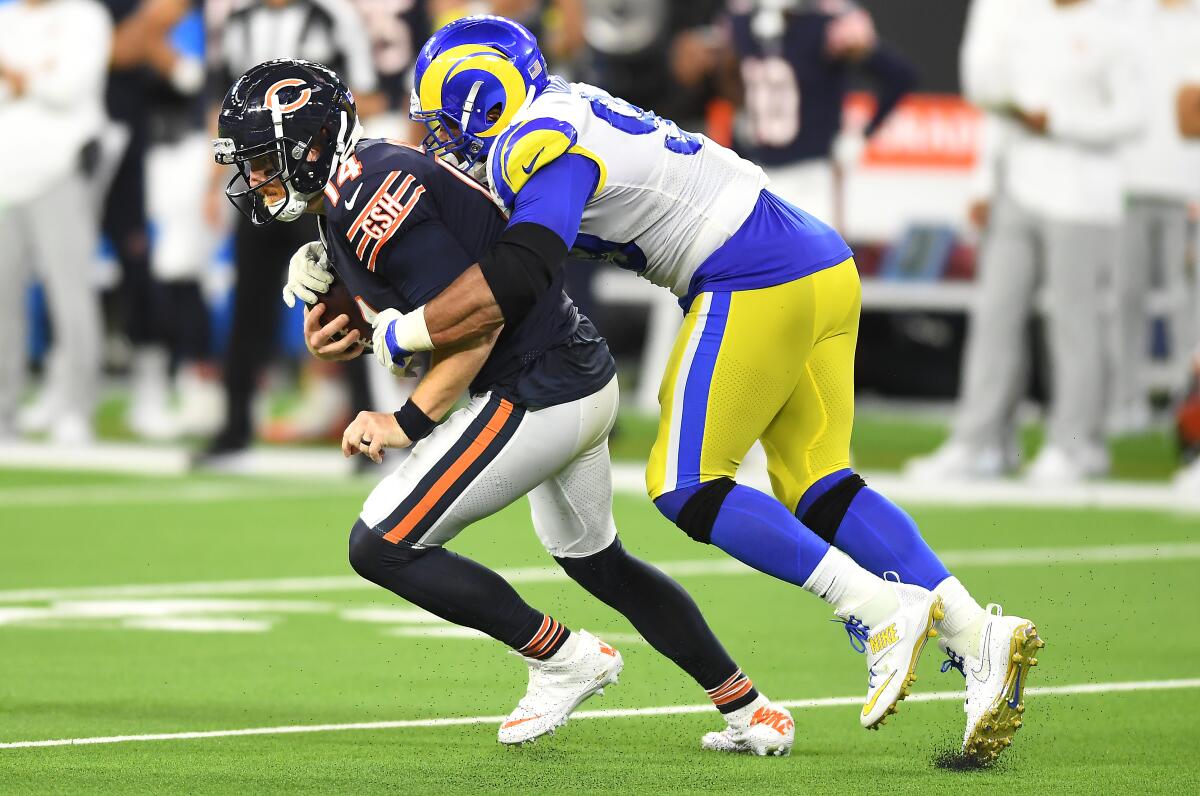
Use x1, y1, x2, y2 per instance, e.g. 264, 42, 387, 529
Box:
943, 605, 1044, 764
838, 580, 945, 729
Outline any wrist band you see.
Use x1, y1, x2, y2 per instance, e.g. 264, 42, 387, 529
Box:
394, 399, 437, 442
392, 305, 434, 352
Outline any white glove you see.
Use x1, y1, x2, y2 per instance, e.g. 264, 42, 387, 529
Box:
282, 241, 334, 308
372, 308, 413, 375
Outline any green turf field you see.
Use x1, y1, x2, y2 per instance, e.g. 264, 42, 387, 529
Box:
2, 468, 1198, 794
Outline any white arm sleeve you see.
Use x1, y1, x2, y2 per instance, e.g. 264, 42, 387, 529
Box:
1048, 31, 1147, 147
24, 2, 113, 109
960, 0, 1013, 110
322, 0, 379, 94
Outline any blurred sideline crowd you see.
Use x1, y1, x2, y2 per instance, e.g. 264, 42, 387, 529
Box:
0, 0, 1199, 487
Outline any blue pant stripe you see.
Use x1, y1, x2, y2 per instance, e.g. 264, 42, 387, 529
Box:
676, 292, 731, 488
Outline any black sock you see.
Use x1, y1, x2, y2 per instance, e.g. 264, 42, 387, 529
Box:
556, 537, 759, 714
348, 520, 553, 651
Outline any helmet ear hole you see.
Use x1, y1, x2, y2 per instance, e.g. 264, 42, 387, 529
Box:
486, 103, 503, 124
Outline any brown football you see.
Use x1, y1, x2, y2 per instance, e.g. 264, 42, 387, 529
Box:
311, 272, 373, 346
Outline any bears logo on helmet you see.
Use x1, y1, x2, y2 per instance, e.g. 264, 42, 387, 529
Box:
214, 59, 363, 225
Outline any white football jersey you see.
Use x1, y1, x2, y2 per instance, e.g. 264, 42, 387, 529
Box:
485, 78, 769, 298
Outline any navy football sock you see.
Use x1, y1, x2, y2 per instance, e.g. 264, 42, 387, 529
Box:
348, 520, 554, 652
656, 483, 831, 587
797, 469, 951, 590
557, 537, 759, 714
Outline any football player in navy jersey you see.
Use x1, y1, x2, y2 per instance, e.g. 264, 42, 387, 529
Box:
214, 58, 795, 754
726, 0, 916, 222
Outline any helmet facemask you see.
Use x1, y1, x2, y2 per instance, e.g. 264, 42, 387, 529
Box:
410, 83, 494, 173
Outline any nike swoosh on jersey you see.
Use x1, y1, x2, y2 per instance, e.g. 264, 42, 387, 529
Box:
344, 183, 364, 209
521, 149, 545, 175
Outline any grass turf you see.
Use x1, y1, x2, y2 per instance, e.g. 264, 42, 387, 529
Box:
1, 468, 1198, 793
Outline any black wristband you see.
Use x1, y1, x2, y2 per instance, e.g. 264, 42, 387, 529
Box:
394, 400, 437, 442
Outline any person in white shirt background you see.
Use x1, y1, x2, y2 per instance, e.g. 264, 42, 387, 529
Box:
1173, 37, 1200, 491
908, 0, 1146, 484
1110, 0, 1200, 437
0, 0, 113, 444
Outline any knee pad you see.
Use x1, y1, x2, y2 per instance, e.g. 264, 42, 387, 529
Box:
799, 473, 866, 544
664, 478, 737, 545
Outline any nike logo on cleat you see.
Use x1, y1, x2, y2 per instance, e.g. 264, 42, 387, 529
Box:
1008, 671, 1022, 709
862, 671, 897, 716
501, 715, 542, 729
750, 707, 794, 735
970, 626, 993, 683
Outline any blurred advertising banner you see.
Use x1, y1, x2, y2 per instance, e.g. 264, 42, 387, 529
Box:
845, 92, 982, 171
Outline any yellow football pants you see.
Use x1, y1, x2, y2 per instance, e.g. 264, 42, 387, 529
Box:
646, 258, 861, 513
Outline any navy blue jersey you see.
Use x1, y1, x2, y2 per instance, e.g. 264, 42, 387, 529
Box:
319, 139, 615, 408
728, 9, 915, 167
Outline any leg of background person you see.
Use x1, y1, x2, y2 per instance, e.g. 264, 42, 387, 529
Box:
1043, 218, 1112, 465
0, 202, 32, 435
103, 122, 174, 440
210, 216, 291, 451
1158, 199, 1195, 385
952, 196, 1040, 454
1108, 197, 1153, 433
28, 173, 104, 441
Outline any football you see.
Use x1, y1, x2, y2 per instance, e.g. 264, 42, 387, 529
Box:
311, 272, 373, 347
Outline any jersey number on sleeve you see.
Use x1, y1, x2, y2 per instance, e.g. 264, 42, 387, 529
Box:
582, 92, 703, 156
323, 154, 365, 205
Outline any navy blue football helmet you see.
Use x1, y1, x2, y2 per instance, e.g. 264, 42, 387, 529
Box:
214, 59, 362, 224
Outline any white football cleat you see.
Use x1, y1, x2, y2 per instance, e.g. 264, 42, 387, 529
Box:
941, 604, 1043, 763
1024, 445, 1108, 484
838, 580, 944, 729
903, 442, 1011, 482
498, 630, 622, 746
700, 695, 794, 757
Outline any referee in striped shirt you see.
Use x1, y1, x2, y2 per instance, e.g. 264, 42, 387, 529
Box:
202, 0, 383, 459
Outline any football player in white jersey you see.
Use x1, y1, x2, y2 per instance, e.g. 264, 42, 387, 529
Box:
358, 15, 1043, 762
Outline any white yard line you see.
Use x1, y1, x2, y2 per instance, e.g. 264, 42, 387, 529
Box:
2, 542, 1198, 605
0, 481, 364, 507
2, 677, 1197, 750
1, 453, 1197, 513
608, 464, 1200, 513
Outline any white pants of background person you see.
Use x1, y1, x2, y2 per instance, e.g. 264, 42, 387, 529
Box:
0, 171, 103, 443
763, 159, 835, 231
360, 377, 620, 557
951, 195, 1114, 478
1107, 196, 1196, 433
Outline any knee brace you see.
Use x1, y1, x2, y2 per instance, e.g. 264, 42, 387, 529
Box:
658, 478, 737, 544
799, 473, 866, 544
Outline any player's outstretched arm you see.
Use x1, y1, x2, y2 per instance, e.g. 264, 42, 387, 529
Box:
379, 154, 597, 362
344, 331, 498, 463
